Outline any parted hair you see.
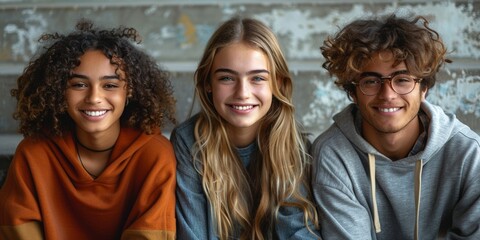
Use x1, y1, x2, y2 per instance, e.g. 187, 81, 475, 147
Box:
11, 19, 176, 137
321, 13, 451, 96
193, 17, 318, 239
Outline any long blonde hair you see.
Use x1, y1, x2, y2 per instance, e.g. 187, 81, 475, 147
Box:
193, 17, 318, 239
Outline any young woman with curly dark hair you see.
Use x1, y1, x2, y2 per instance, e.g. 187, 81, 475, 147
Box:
0, 20, 177, 239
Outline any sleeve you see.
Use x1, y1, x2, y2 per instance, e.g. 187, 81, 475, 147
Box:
311, 141, 374, 240
313, 183, 373, 239
0, 141, 44, 239
275, 183, 321, 240
170, 128, 214, 240
446, 142, 480, 239
121, 136, 177, 240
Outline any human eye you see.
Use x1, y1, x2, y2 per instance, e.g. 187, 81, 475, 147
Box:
393, 75, 414, 86
68, 80, 87, 89
360, 77, 380, 87
103, 82, 120, 89
220, 76, 233, 81
217, 75, 235, 83
252, 75, 267, 83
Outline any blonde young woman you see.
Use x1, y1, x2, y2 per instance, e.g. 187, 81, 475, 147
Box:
171, 17, 319, 239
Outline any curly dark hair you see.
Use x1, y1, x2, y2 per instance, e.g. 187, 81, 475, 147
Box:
321, 14, 451, 96
11, 19, 176, 137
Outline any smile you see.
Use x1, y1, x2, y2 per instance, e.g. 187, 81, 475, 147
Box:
83, 110, 107, 116
231, 105, 254, 111
378, 107, 400, 113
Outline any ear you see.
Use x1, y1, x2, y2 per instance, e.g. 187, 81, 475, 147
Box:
349, 91, 357, 103
420, 87, 427, 101
127, 87, 133, 98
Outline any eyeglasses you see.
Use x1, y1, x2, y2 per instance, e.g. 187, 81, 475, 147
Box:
351, 72, 422, 96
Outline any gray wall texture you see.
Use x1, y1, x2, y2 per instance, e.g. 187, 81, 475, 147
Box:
1, 0, 479, 155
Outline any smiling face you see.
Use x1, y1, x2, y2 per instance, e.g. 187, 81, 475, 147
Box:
65, 50, 128, 138
352, 51, 427, 137
209, 42, 273, 146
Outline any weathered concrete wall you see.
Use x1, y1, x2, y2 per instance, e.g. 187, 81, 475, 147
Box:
1, 0, 479, 148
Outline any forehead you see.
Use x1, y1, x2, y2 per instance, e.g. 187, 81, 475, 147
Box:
212, 42, 269, 71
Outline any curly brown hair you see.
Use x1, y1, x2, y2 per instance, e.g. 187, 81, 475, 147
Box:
11, 19, 176, 137
321, 14, 451, 96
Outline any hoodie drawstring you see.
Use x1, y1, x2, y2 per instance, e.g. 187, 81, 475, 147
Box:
414, 160, 423, 240
368, 154, 424, 239
368, 153, 381, 233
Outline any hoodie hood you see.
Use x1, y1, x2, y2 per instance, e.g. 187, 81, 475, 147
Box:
333, 101, 464, 164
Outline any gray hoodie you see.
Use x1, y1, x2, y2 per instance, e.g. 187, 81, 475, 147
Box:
311, 101, 480, 240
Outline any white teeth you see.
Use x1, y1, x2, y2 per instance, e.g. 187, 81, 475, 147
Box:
379, 108, 399, 113
84, 110, 107, 116
232, 105, 253, 111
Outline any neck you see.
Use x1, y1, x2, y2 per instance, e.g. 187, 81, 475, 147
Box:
74, 127, 120, 153
76, 138, 114, 152
364, 116, 422, 160
227, 125, 258, 148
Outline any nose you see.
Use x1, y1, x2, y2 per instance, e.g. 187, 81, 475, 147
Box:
377, 79, 397, 99
85, 86, 102, 103
234, 78, 251, 99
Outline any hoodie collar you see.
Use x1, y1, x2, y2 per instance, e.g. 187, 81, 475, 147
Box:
335, 101, 459, 164
409, 110, 429, 156
51, 127, 158, 182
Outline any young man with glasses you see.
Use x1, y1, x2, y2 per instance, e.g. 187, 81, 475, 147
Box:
311, 14, 480, 240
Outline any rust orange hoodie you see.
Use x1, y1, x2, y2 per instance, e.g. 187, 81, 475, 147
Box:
0, 127, 176, 239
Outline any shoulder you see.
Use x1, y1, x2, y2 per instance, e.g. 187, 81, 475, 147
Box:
124, 129, 176, 170
15, 136, 58, 156
311, 124, 352, 157
137, 133, 175, 157
423, 101, 480, 148
444, 126, 480, 160
170, 114, 198, 149
17, 136, 46, 147
8, 136, 64, 177
172, 115, 198, 136
170, 115, 202, 176
150, 133, 173, 147
451, 124, 480, 146
310, 124, 363, 184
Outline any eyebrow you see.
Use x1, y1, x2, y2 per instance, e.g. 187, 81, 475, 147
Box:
360, 70, 409, 78
213, 68, 270, 75
70, 73, 120, 80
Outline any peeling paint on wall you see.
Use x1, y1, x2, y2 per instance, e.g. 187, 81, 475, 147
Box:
302, 77, 350, 130
178, 13, 197, 49
3, 9, 47, 61
2, 2, 479, 60
0, 2, 479, 135
254, 2, 479, 59
428, 71, 480, 117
